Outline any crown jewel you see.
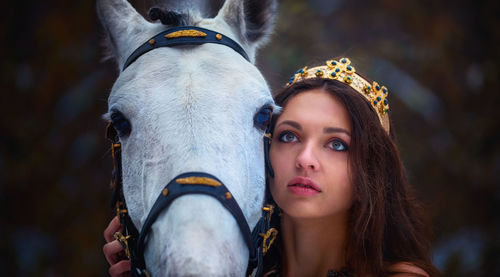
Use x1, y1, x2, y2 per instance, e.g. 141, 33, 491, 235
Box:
286, 58, 390, 133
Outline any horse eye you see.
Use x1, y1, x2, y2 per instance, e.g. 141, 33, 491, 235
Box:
254, 105, 273, 131
110, 111, 131, 137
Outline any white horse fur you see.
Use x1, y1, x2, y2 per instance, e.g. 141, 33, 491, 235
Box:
97, 0, 277, 275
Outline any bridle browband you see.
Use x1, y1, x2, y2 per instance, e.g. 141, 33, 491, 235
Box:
123, 26, 250, 71
107, 25, 276, 277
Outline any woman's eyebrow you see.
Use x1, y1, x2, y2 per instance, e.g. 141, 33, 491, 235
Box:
276, 120, 302, 130
324, 127, 351, 137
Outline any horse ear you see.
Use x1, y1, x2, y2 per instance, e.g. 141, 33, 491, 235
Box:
97, 0, 151, 69
216, 0, 277, 58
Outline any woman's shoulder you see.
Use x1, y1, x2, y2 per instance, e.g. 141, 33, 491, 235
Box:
263, 262, 431, 277
387, 262, 430, 277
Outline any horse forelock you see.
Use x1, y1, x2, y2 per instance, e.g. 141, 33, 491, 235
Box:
154, 0, 225, 19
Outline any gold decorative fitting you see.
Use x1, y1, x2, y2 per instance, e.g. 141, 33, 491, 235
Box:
262, 204, 274, 221
225, 192, 232, 199
215, 33, 222, 40
262, 204, 274, 218
165, 29, 207, 39
176, 177, 222, 187
260, 228, 278, 255
115, 201, 124, 218
148, 39, 155, 45
264, 133, 272, 139
114, 232, 131, 258
162, 188, 169, 196
142, 269, 152, 277
286, 57, 390, 133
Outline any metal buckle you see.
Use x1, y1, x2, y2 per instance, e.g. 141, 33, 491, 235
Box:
114, 232, 132, 258
142, 269, 152, 277
116, 201, 128, 218
262, 204, 274, 220
111, 143, 121, 159
259, 228, 278, 256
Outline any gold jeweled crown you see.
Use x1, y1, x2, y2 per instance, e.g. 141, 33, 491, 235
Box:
286, 58, 390, 133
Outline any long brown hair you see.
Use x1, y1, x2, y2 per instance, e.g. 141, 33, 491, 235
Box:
264, 78, 440, 276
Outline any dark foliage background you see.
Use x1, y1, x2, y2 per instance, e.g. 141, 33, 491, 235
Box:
1, 0, 499, 276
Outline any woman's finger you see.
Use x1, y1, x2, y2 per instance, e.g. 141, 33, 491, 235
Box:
104, 216, 122, 243
108, 259, 131, 277
103, 240, 125, 265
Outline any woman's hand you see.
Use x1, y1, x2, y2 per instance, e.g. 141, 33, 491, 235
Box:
103, 216, 131, 277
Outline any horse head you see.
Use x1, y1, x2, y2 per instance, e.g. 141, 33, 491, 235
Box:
97, 0, 277, 275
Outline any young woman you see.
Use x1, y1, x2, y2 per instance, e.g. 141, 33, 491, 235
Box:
103, 58, 440, 277
261, 58, 439, 276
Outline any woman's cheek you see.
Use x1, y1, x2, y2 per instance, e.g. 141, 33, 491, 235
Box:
269, 142, 292, 207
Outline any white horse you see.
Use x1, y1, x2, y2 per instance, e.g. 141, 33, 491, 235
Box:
97, 0, 277, 275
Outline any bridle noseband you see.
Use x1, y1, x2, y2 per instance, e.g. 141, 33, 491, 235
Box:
106, 26, 276, 276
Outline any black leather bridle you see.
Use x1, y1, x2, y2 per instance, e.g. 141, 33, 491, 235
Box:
123, 26, 250, 70
106, 26, 277, 276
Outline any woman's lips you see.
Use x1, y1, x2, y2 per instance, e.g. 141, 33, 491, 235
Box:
287, 176, 321, 196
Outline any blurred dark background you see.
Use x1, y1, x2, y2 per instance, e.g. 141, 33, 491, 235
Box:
1, 0, 499, 276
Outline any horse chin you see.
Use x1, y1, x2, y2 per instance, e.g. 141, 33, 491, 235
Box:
148, 237, 248, 277
145, 196, 249, 277
162, 249, 246, 277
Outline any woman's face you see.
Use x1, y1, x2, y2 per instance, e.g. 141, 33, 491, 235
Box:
270, 88, 353, 220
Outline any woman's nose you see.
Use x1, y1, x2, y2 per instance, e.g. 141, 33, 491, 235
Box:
295, 143, 320, 171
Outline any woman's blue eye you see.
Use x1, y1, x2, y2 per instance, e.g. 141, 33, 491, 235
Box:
328, 139, 348, 152
278, 131, 297, 143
